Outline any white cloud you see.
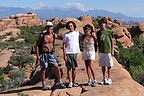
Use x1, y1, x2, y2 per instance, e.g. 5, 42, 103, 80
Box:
39, 2, 45, 7
66, 2, 85, 11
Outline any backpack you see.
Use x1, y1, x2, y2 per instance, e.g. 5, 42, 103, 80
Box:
82, 35, 97, 52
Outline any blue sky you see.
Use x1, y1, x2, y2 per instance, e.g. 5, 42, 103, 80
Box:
0, 0, 144, 17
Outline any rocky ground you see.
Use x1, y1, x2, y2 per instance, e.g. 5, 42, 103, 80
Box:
0, 12, 144, 96
0, 53, 144, 96
0, 49, 14, 68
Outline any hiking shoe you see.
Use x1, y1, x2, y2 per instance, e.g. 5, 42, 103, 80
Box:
88, 80, 92, 86
107, 78, 112, 85
101, 79, 107, 84
73, 83, 78, 87
68, 82, 73, 88
92, 80, 97, 87
58, 83, 66, 89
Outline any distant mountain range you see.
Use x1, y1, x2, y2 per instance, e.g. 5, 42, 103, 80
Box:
0, 6, 144, 24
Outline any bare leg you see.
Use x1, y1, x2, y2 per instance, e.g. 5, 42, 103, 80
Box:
107, 67, 111, 78
41, 68, 46, 83
72, 68, 76, 82
89, 60, 96, 80
102, 66, 106, 79
84, 60, 91, 80
52, 65, 61, 80
67, 68, 72, 82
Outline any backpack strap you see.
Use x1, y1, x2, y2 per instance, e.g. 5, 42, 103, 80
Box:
38, 32, 45, 54
51, 32, 55, 52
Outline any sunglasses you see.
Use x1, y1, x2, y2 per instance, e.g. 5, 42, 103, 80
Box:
85, 28, 91, 30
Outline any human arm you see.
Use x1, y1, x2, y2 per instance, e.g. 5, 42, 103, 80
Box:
55, 34, 63, 40
92, 32, 98, 45
62, 33, 67, 62
79, 35, 84, 46
36, 34, 43, 61
63, 42, 67, 62
111, 38, 114, 57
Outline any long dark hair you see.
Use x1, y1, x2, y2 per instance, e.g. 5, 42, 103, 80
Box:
83, 24, 94, 35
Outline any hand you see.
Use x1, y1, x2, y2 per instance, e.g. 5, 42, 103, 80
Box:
37, 56, 41, 61
92, 32, 96, 37
64, 55, 67, 62
111, 51, 114, 57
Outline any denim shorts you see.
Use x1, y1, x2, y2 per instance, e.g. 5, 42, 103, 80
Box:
40, 52, 58, 68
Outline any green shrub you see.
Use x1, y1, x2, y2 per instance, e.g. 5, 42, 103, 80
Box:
0, 35, 6, 40
0, 67, 4, 76
8, 54, 34, 69
115, 41, 144, 86
0, 70, 26, 92
9, 70, 26, 86
1, 79, 14, 91
3, 64, 14, 74
6, 32, 12, 36
0, 76, 4, 83
114, 20, 120, 25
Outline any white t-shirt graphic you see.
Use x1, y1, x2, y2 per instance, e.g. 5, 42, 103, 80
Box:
63, 31, 82, 54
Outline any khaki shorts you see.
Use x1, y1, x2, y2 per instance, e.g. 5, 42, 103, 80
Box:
99, 53, 114, 67
66, 54, 78, 69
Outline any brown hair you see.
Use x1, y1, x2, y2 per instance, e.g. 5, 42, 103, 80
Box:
66, 21, 77, 30
99, 18, 107, 26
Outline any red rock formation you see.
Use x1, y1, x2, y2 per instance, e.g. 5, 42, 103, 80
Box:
0, 12, 42, 30
112, 26, 134, 48
52, 17, 61, 25
79, 15, 95, 31
114, 18, 122, 25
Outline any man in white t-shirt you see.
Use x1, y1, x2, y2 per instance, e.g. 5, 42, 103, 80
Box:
63, 21, 82, 88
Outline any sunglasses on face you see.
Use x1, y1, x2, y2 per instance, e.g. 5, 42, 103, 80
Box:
85, 28, 91, 30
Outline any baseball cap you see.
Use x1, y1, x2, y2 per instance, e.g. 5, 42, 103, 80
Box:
46, 21, 53, 27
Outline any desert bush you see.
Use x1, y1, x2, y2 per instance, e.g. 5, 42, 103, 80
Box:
0, 70, 26, 92
1, 79, 14, 91
115, 39, 144, 86
18, 25, 43, 45
9, 70, 26, 86
8, 54, 34, 69
0, 35, 6, 40
0, 67, 4, 76
3, 64, 14, 74
114, 20, 120, 25
6, 32, 12, 36
0, 67, 4, 83
0, 76, 4, 83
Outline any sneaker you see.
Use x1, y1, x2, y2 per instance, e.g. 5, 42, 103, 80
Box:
92, 80, 97, 87
42, 85, 48, 90
88, 80, 92, 86
107, 78, 112, 85
42, 82, 48, 90
101, 79, 107, 84
73, 83, 78, 87
68, 82, 73, 88
58, 83, 66, 89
